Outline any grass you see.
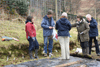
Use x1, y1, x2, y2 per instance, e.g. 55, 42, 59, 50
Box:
0, 52, 61, 66
0, 20, 27, 47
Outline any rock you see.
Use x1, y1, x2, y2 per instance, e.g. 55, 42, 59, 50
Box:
78, 64, 87, 67
4, 64, 15, 67
4, 56, 100, 67
15, 65, 28, 67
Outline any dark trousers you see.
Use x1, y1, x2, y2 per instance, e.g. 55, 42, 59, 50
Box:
89, 37, 99, 54
28, 37, 39, 51
80, 41, 89, 55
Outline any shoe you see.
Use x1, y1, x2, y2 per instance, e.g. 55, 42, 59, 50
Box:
42, 51, 47, 57
35, 56, 39, 59
42, 51, 45, 54
97, 53, 100, 56
29, 51, 34, 59
66, 59, 70, 60
49, 53, 53, 57
44, 53, 47, 57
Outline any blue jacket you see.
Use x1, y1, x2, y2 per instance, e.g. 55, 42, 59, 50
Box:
87, 18, 98, 37
56, 18, 71, 36
41, 15, 55, 36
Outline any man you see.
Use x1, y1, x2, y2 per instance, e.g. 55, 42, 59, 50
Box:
41, 10, 55, 57
86, 14, 100, 56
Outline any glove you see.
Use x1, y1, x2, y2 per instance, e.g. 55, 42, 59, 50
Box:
96, 36, 98, 40
32, 37, 35, 41
76, 21, 79, 24
28, 36, 30, 39
80, 32, 84, 35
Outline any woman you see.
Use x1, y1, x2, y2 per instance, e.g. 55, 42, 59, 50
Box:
72, 15, 90, 55
56, 12, 71, 60
25, 16, 39, 59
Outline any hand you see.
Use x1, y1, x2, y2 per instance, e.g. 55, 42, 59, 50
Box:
80, 32, 84, 35
28, 36, 30, 39
96, 36, 98, 40
88, 23, 90, 25
52, 27, 55, 29
76, 21, 79, 24
32, 37, 35, 41
49, 26, 53, 29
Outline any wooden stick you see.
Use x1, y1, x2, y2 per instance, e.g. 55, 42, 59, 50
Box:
54, 60, 82, 67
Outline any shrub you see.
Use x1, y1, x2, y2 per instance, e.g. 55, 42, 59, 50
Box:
4, 0, 29, 15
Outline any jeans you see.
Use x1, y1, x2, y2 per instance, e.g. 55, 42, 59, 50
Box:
89, 37, 99, 54
43, 36, 53, 53
28, 37, 39, 51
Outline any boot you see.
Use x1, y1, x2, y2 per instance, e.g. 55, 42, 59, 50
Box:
35, 49, 38, 59
29, 51, 34, 59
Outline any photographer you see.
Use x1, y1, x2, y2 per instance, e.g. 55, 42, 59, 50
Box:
72, 15, 90, 55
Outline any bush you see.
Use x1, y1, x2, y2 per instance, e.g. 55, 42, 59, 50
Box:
4, 0, 29, 15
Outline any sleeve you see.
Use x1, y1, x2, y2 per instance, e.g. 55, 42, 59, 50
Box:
52, 18, 55, 27
41, 18, 49, 29
68, 21, 71, 30
82, 22, 90, 34
55, 22, 58, 30
27, 24, 34, 37
89, 20, 97, 28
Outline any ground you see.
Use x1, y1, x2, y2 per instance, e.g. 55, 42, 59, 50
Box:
4, 56, 100, 67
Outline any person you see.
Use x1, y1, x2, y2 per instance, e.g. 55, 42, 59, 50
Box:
86, 14, 100, 56
56, 12, 71, 60
41, 10, 55, 57
72, 15, 90, 55
25, 16, 39, 59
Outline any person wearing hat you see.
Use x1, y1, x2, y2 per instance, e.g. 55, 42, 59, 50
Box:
41, 10, 55, 57
72, 15, 90, 55
86, 14, 100, 56
56, 12, 71, 60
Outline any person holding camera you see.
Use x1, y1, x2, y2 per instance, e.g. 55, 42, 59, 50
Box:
72, 15, 90, 55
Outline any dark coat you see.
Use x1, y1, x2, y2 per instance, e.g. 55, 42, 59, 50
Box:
41, 15, 55, 37
56, 18, 71, 36
87, 18, 98, 37
72, 20, 90, 42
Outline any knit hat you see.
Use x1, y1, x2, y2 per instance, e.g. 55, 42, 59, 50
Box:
47, 10, 53, 15
62, 12, 67, 17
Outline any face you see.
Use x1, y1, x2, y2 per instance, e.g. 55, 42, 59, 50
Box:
77, 18, 80, 22
47, 14, 53, 18
86, 17, 91, 21
32, 18, 34, 22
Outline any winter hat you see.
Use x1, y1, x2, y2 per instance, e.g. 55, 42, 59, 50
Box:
62, 12, 67, 17
86, 14, 91, 19
47, 10, 53, 15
